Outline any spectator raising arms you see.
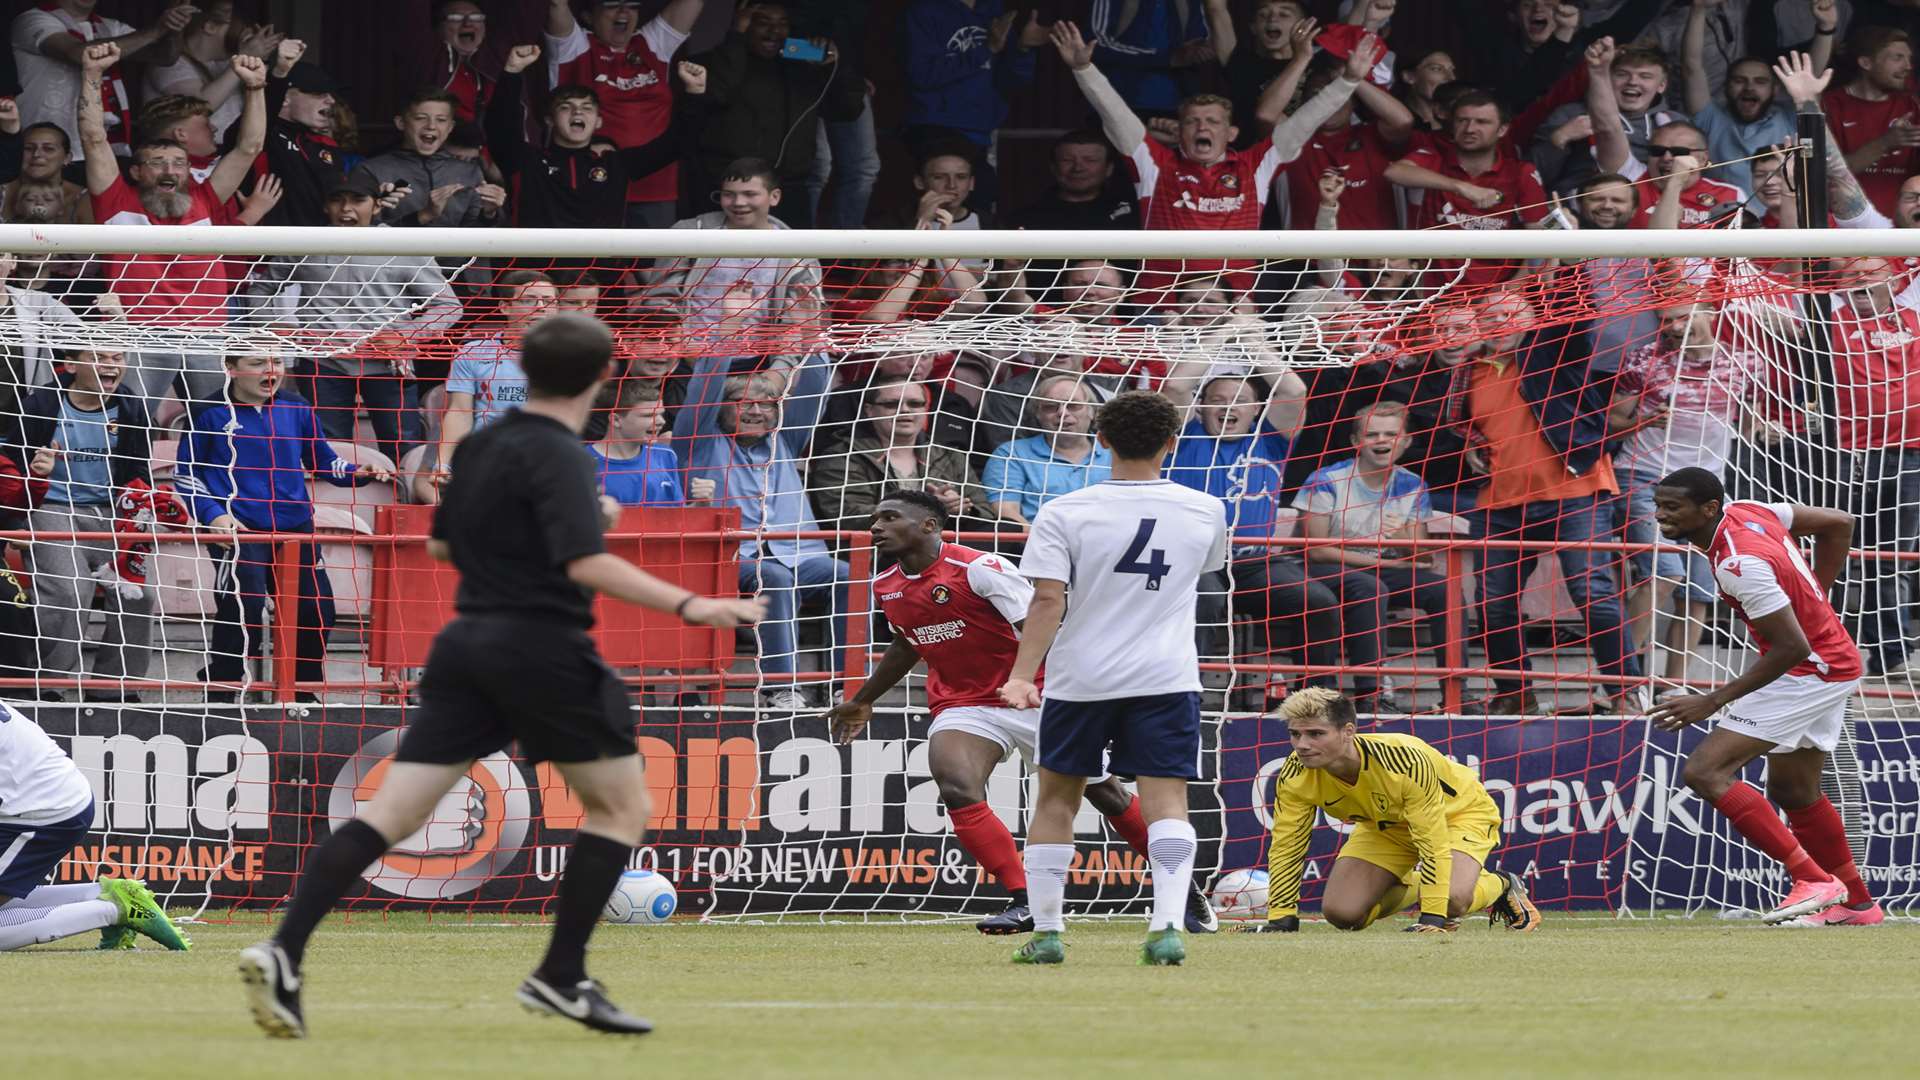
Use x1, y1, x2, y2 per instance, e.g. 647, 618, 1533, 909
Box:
1052, 20, 1378, 297
546, 0, 707, 228
79, 42, 268, 406
1821, 24, 1920, 217
487, 45, 705, 230
256, 38, 348, 227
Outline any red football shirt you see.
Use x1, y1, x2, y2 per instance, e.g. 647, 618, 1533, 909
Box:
91, 175, 231, 326
1128, 136, 1285, 298
873, 544, 1037, 716
1821, 86, 1920, 217
1283, 121, 1398, 230
1708, 502, 1861, 682
1628, 175, 1746, 228
1399, 143, 1548, 288
548, 17, 688, 204
1830, 297, 1920, 451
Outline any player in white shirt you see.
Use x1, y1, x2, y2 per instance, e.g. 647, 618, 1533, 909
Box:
1001, 391, 1229, 966
0, 701, 189, 951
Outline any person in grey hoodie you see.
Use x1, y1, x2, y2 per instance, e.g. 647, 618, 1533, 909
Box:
252, 173, 462, 465
349, 87, 505, 228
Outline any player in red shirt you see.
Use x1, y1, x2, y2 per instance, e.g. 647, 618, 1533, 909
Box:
544, 0, 703, 226
1648, 468, 1881, 927
1052, 21, 1378, 296
1821, 25, 1920, 218
825, 490, 1216, 935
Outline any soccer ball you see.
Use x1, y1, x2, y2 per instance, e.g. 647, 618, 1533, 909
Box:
1209, 868, 1269, 921
603, 870, 677, 924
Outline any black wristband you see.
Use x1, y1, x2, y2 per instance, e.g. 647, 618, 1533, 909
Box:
674, 594, 696, 618
1815, 27, 1835, 36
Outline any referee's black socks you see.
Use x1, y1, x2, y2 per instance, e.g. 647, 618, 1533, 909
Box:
536, 832, 632, 987
273, 819, 391, 970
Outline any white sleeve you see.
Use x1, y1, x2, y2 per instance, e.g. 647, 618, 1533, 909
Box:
1839, 203, 1894, 229
1616, 153, 1649, 182
544, 23, 591, 86
1204, 502, 1229, 572
967, 556, 1034, 624
1019, 505, 1073, 585
640, 14, 691, 61
1767, 503, 1794, 529
13, 10, 62, 53
1715, 553, 1791, 620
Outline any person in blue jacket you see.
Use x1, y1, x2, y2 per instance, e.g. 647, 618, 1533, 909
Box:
900, 0, 1046, 208
175, 351, 392, 699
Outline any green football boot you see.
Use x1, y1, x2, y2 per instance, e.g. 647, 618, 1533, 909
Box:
1011, 930, 1065, 965
1139, 926, 1186, 966
99, 878, 191, 951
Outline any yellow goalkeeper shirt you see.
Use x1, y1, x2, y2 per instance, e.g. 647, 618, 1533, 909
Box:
1266, 733, 1498, 919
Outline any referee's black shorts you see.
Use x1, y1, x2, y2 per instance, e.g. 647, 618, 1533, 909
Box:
396, 615, 637, 765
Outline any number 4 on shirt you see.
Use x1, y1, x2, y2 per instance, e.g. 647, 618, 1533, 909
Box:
1116, 518, 1172, 591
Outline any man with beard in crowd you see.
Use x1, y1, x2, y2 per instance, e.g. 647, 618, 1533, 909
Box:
78, 42, 267, 406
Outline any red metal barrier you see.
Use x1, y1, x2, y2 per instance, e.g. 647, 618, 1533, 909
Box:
367, 506, 743, 698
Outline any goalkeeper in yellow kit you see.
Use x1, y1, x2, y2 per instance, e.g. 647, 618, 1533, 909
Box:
1248, 689, 1542, 934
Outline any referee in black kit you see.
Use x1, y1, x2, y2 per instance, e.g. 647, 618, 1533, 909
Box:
238, 313, 765, 1040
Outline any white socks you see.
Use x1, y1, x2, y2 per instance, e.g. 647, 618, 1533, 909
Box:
0, 883, 101, 909
1147, 818, 1197, 932
0, 897, 119, 951
1023, 844, 1073, 933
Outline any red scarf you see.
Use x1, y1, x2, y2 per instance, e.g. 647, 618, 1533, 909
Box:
108, 478, 191, 597
45, 4, 132, 156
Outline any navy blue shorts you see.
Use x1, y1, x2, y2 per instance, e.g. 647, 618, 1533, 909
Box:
1037, 693, 1202, 780
0, 802, 93, 899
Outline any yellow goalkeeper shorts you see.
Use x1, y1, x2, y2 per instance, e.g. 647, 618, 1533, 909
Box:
1334, 810, 1503, 880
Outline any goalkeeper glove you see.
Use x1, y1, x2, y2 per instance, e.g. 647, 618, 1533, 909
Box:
1403, 914, 1459, 933
1241, 915, 1299, 933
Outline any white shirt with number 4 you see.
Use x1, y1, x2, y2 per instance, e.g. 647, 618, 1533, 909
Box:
1019, 479, 1229, 701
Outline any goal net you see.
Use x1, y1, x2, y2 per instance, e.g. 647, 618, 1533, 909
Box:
5, 222, 1916, 924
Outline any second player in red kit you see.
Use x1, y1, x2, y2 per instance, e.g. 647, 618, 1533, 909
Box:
826, 490, 1217, 935
1648, 468, 1881, 928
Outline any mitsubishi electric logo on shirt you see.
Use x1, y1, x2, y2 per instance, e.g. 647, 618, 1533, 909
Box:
1174, 191, 1246, 214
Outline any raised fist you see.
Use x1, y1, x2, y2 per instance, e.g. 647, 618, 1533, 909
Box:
231, 53, 268, 90
504, 44, 541, 75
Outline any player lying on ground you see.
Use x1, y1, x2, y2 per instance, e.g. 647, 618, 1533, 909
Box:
0, 701, 190, 952
1000, 391, 1228, 966
827, 489, 1216, 936
237, 314, 767, 1040
1647, 467, 1881, 926
1250, 688, 1539, 934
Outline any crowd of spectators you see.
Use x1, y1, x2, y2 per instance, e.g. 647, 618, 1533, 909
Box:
0, 0, 1915, 715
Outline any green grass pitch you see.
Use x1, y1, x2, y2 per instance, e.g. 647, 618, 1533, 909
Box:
9, 914, 1918, 1078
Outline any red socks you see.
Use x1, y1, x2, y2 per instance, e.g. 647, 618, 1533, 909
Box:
1711, 782, 1832, 885
1786, 797, 1874, 907
948, 800, 1026, 892
1106, 796, 1151, 855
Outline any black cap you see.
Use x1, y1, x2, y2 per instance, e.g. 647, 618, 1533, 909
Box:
286, 61, 342, 95
324, 172, 379, 201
